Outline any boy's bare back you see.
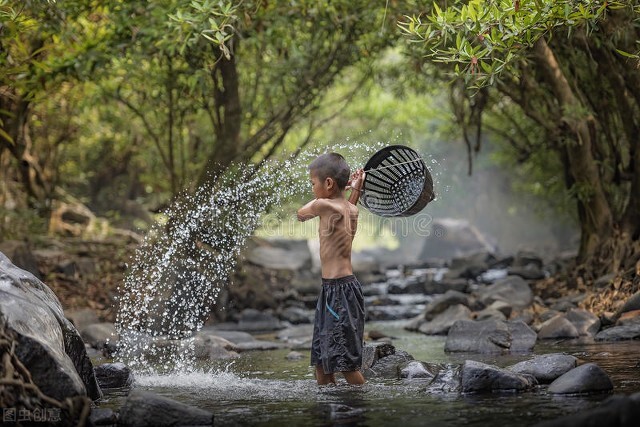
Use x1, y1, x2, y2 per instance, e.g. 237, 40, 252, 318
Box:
315, 197, 359, 279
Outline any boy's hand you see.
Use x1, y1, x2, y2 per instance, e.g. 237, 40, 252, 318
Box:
347, 168, 365, 191
347, 168, 365, 205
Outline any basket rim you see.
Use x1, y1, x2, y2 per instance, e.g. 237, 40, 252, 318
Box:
361, 145, 434, 217
362, 144, 422, 172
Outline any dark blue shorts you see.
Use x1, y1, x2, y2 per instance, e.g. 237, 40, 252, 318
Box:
310, 275, 365, 374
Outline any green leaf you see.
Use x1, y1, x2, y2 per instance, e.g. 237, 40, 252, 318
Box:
614, 48, 639, 59
0, 127, 14, 146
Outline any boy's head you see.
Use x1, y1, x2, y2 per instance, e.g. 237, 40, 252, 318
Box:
308, 153, 350, 197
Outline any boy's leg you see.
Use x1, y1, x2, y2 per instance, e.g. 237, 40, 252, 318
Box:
316, 365, 336, 385
341, 370, 365, 385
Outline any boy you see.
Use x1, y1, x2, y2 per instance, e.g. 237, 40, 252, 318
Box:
297, 152, 366, 385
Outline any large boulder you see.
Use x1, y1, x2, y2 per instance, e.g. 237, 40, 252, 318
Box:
445, 319, 537, 353
0, 251, 102, 400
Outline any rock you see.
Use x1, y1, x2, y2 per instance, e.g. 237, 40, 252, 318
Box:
352, 251, 381, 275
487, 300, 513, 318
565, 308, 601, 336
618, 291, 640, 315
65, 308, 100, 332
461, 360, 537, 393
361, 342, 396, 371
548, 363, 613, 394
367, 330, 391, 340
512, 250, 544, 269
0, 251, 102, 401
508, 354, 578, 383
194, 330, 239, 349
199, 328, 256, 344
364, 350, 414, 379
286, 351, 304, 360
617, 310, 640, 326
507, 265, 546, 280
387, 277, 426, 294
276, 324, 313, 343
476, 276, 533, 310
81, 322, 119, 349
399, 360, 441, 381
424, 278, 468, 294
549, 299, 577, 312
323, 403, 365, 422
474, 307, 507, 322
424, 290, 472, 321
0, 240, 41, 279
479, 269, 509, 284
214, 309, 285, 332
367, 304, 423, 321
118, 389, 214, 427
537, 315, 580, 339
192, 333, 239, 360
94, 362, 133, 389
235, 340, 286, 351
445, 320, 537, 354
594, 272, 616, 289
534, 392, 640, 427
49, 201, 96, 236
237, 309, 284, 332
90, 407, 118, 426
595, 322, 640, 341
245, 238, 311, 271
539, 309, 560, 323
420, 218, 497, 260
280, 306, 314, 324
418, 305, 472, 335
404, 290, 471, 332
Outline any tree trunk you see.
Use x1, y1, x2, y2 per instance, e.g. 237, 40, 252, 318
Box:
0, 94, 51, 213
198, 49, 242, 186
533, 38, 613, 263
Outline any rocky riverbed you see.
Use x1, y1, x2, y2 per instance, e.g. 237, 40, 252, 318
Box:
2, 219, 640, 426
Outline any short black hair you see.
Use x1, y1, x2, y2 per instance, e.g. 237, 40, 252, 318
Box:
309, 153, 350, 189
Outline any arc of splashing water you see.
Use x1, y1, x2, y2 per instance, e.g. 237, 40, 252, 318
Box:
115, 143, 439, 374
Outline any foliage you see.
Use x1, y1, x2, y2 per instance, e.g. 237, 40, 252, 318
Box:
399, 0, 639, 87
400, 0, 640, 271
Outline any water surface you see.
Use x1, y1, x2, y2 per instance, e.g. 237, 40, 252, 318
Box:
103, 320, 640, 426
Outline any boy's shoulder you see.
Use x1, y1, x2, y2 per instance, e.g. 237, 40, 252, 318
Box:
315, 197, 358, 215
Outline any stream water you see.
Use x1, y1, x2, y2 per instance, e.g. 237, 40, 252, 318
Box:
100, 320, 640, 426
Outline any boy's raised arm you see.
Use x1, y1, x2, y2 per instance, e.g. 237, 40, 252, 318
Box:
297, 199, 319, 221
348, 169, 365, 205
298, 198, 335, 221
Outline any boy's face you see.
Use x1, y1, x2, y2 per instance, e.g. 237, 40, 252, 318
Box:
310, 170, 332, 199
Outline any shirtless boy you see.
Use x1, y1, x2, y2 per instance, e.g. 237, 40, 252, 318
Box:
297, 152, 366, 385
